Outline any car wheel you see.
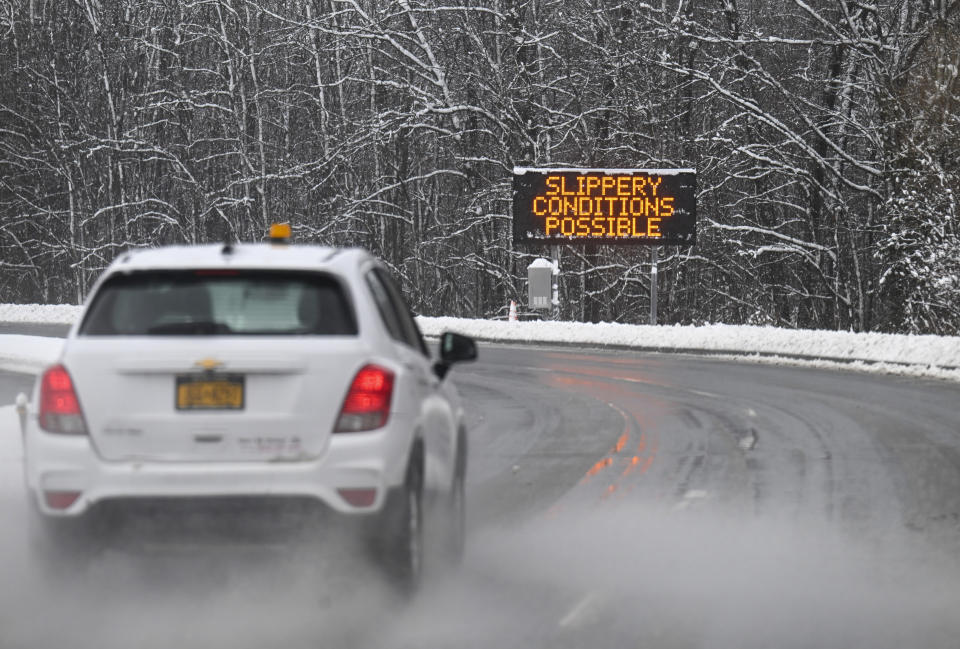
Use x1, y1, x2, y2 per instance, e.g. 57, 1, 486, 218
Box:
378, 457, 423, 594
444, 467, 466, 565
443, 432, 467, 566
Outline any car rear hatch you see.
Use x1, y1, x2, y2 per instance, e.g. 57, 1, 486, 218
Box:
65, 269, 368, 463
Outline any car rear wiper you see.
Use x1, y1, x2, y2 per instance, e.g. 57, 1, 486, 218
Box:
146, 321, 234, 335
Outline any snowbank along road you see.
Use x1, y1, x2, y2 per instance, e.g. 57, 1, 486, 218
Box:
1, 323, 959, 649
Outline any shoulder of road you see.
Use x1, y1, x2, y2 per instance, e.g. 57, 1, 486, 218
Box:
1, 304, 959, 383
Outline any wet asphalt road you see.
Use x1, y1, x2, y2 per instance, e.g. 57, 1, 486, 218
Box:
465, 345, 960, 549
1, 327, 959, 648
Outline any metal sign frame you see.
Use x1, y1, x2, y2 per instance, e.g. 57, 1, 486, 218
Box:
512, 167, 697, 246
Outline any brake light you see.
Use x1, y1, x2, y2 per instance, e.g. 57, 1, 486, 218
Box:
335, 365, 394, 432
39, 365, 88, 435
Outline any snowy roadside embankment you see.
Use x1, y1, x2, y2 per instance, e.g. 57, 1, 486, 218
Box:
0, 336, 63, 375
418, 317, 960, 382
0, 305, 75, 374
0, 303, 80, 325
1, 303, 959, 382
417, 316, 960, 367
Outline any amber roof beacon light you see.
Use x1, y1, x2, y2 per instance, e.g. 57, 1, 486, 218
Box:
269, 223, 291, 244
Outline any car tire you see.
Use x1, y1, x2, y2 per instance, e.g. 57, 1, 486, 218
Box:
444, 468, 466, 565
443, 433, 467, 566
377, 456, 423, 594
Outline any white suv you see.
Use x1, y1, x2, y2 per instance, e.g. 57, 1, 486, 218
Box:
21, 230, 476, 590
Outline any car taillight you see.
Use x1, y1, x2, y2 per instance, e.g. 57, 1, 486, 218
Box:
39, 365, 88, 435
335, 364, 394, 433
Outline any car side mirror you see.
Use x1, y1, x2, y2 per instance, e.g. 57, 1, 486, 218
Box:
434, 332, 477, 380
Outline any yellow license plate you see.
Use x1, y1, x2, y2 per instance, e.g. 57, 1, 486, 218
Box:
176, 375, 244, 410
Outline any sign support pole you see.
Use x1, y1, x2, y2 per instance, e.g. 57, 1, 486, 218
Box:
650, 246, 658, 325
551, 245, 560, 320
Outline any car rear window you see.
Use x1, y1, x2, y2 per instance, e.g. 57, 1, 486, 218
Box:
80, 270, 357, 336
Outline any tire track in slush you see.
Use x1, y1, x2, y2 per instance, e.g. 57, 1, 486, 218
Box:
539, 370, 661, 508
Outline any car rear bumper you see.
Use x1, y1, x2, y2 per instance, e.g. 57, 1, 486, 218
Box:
24, 423, 410, 517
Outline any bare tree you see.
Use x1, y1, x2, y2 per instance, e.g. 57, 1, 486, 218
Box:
0, 0, 957, 333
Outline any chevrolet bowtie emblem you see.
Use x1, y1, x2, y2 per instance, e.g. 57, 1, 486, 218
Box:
194, 358, 224, 371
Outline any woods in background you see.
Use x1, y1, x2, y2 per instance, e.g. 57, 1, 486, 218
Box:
1, 0, 957, 333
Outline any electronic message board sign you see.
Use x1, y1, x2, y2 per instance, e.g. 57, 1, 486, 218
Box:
513, 168, 696, 246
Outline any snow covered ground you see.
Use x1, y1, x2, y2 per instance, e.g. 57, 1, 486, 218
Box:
0, 334, 64, 375
0, 303, 82, 325
1, 303, 960, 382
